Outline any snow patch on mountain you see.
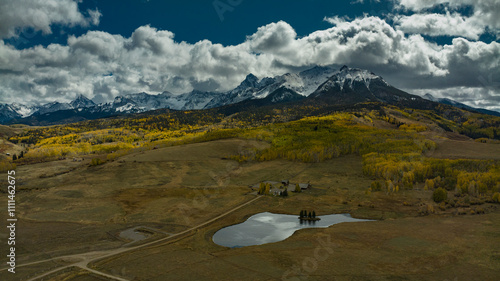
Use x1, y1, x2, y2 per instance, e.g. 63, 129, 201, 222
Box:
332, 65, 386, 90
315, 65, 389, 94
115, 103, 137, 112
9, 103, 39, 118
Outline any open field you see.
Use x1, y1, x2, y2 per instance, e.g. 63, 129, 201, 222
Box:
427, 138, 500, 160
1, 139, 270, 262
89, 208, 500, 281
0, 138, 499, 280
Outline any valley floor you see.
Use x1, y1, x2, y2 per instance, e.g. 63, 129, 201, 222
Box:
0, 138, 499, 280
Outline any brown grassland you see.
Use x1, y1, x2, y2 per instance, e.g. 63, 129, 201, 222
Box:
0, 105, 499, 281
0, 136, 499, 280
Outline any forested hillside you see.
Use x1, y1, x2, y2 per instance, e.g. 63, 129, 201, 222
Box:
2, 101, 499, 205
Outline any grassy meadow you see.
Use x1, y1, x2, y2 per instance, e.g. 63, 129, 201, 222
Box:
0, 104, 499, 280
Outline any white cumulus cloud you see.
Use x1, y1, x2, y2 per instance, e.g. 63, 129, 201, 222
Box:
0, 0, 101, 39
394, 12, 485, 40
0, 13, 498, 111
394, 0, 500, 38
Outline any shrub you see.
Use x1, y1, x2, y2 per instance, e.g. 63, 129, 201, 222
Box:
90, 158, 104, 166
439, 202, 446, 211
492, 192, 500, 203
424, 179, 434, 190
433, 187, 448, 203
0, 161, 16, 172
371, 181, 381, 191
399, 124, 427, 132
447, 198, 456, 207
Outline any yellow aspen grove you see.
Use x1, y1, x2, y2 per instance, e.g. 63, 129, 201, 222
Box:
265, 183, 271, 195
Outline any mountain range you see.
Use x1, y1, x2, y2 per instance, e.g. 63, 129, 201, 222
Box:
422, 93, 500, 117
1, 65, 497, 125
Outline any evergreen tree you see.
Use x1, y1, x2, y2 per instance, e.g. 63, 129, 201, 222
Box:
282, 189, 288, 197
308, 212, 312, 218
312, 211, 316, 218
19, 151, 24, 159
12, 154, 17, 161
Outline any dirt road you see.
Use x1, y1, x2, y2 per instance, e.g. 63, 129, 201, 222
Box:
1, 195, 262, 281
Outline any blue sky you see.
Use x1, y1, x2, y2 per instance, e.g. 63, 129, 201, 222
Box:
13, 0, 492, 48
8, 0, 391, 48
0, 0, 499, 111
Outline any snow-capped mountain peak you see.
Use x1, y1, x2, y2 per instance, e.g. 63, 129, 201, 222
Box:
70, 94, 96, 109
316, 65, 388, 93
236, 73, 260, 90
335, 65, 385, 89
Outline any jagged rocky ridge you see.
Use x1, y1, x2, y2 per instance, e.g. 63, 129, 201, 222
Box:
1, 65, 497, 124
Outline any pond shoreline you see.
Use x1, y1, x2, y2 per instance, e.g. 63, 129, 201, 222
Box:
213, 212, 373, 248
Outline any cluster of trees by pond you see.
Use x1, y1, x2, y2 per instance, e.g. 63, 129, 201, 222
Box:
299, 210, 319, 221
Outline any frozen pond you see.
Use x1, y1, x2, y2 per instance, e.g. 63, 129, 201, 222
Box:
213, 212, 372, 248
